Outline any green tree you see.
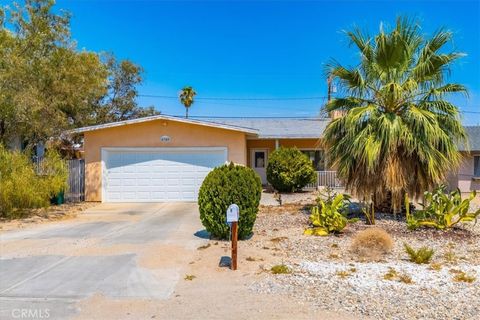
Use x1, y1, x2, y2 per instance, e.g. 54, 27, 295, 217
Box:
0, 0, 158, 148
0, 0, 107, 146
179, 86, 196, 118
324, 17, 468, 214
94, 57, 159, 124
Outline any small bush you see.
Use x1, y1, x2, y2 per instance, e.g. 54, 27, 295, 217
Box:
271, 264, 291, 274
198, 163, 262, 240
0, 146, 67, 218
351, 228, 393, 260
404, 243, 434, 264
266, 147, 316, 192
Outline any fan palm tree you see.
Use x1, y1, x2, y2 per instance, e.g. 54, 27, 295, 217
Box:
324, 17, 468, 214
179, 86, 196, 118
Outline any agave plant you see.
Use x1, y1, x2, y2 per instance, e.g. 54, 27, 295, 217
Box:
324, 17, 468, 214
405, 185, 480, 230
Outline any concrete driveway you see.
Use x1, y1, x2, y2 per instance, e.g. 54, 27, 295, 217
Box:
0, 203, 206, 320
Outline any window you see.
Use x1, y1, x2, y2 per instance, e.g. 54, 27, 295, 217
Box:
254, 151, 265, 168
474, 156, 480, 177
301, 150, 325, 171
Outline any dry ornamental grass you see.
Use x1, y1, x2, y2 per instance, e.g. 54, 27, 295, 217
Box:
350, 227, 393, 261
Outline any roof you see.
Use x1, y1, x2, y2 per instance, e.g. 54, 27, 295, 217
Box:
70, 115, 259, 135
204, 118, 329, 139
461, 126, 480, 152
70, 115, 479, 149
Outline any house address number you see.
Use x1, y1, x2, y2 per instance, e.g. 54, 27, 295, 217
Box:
160, 135, 171, 142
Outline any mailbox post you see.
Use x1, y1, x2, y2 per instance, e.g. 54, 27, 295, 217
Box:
226, 204, 239, 270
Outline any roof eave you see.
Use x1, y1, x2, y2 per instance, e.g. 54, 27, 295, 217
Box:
68, 115, 259, 135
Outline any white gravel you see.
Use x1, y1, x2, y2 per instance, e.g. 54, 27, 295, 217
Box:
253, 260, 480, 320
300, 260, 479, 290
250, 201, 480, 320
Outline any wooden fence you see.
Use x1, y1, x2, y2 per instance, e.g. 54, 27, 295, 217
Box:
65, 159, 85, 202
34, 157, 85, 202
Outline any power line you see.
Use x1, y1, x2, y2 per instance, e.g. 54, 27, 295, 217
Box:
163, 114, 328, 119
139, 94, 480, 112
138, 94, 328, 101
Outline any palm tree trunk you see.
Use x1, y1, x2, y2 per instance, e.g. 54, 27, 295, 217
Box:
186, 107, 189, 118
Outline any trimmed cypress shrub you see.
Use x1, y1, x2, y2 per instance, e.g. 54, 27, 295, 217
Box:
198, 162, 262, 239
266, 147, 316, 192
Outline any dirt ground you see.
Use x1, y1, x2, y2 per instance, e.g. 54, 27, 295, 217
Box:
74, 237, 360, 320
1, 202, 361, 320
0, 202, 98, 232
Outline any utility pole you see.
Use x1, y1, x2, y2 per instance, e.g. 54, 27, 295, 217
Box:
327, 75, 333, 103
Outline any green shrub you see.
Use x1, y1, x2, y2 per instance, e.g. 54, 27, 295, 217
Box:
405, 186, 480, 230
304, 193, 350, 236
266, 147, 316, 192
404, 243, 434, 264
198, 162, 262, 240
271, 264, 291, 274
0, 145, 68, 219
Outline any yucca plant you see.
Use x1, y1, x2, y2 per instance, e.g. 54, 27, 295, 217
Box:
324, 17, 468, 214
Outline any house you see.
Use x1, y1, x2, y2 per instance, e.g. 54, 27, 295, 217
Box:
448, 126, 480, 193
71, 115, 480, 202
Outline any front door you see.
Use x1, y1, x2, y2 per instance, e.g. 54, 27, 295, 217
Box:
251, 149, 268, 184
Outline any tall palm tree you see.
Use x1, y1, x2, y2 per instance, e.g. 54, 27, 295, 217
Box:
179, 86, 196, 118
324, 17, 468, 213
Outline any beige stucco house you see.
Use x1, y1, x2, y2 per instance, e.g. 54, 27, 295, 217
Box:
72, 115, 480, 202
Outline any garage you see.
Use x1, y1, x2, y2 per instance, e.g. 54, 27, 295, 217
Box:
102, 147, 227, 202
72, 115, 257, 202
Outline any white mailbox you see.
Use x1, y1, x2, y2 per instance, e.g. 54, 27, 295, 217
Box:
226, 204, 239, 223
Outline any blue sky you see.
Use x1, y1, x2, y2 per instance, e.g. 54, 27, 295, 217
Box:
53, 0, 480, 124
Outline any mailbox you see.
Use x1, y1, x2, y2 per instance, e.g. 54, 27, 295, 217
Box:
226, 204, 239, 223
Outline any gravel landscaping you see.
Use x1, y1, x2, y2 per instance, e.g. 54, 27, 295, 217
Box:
249, 198, 480, 320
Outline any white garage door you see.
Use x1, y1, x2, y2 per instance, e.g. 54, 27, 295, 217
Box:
102, 147, 227, 202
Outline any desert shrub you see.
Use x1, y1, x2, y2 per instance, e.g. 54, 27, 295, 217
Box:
0, 146, 67, 218
304, 193, 352, 236
351, 227, 393, 260
266, 147, 316, 192
405, 186, 480, 230
271, 264, 291, 274
404, 243, 434, 264
198, 162, 262, 240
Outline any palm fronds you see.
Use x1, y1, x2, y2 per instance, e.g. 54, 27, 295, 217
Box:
324, 17, 468, 213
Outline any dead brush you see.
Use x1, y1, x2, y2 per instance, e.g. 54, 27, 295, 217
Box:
270, 236, 288, 243
351, 228, 393, 261
452, 271, 476, 283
